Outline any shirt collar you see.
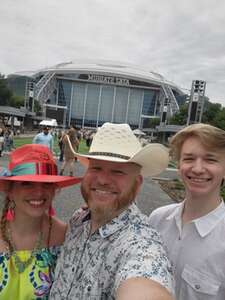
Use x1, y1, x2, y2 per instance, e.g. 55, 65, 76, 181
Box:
193, 201, 225, 237
166, 201, 225, 238
98, 203, 139, 238
166, 202, 184, 235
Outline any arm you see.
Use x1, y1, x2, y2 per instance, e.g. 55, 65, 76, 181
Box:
32, 134, 37, 144
116, 277, 174, 300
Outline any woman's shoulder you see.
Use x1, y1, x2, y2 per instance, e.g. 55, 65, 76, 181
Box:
49, 217, 67, 247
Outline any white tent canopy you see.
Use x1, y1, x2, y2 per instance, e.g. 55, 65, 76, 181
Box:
39, 119, 58, 127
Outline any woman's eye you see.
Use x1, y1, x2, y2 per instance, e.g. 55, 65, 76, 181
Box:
21, 182, 32, 187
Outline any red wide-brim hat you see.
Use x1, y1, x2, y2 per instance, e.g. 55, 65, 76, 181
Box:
0, 144, 82, 189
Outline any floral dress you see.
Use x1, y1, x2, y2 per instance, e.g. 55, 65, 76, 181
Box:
0, 246, 60, 300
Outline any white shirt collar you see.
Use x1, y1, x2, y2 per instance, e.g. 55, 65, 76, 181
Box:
166, 201, 225, 237
193, 201, 225, 237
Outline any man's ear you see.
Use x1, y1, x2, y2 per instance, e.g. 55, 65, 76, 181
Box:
135, 175, 143, 194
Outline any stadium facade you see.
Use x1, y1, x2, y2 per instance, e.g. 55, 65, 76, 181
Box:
7, 60, 185, 128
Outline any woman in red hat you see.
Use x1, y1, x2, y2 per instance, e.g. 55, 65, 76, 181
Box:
0, 144, 81, 300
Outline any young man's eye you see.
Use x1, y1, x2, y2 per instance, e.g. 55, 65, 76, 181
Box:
182, 157, 193, 162
207, 158, 218, 162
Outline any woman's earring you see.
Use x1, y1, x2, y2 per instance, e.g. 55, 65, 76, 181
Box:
6, 200, 16, 221
48, 205, 55, 217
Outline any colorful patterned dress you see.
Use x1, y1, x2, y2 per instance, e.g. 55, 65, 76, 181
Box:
0, 246, 60, 300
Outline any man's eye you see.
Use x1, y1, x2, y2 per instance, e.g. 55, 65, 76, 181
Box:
112, 170, 125, 175
207, 158, 218, 162
90, 167, 101, 171
182, 157, 193, 161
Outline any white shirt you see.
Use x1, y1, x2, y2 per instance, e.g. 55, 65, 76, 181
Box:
149, 201, 225, 300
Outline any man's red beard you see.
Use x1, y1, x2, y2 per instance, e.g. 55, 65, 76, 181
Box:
81, 179, 139, 224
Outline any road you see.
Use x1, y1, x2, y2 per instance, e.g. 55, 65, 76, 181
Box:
0, 154, 175, 222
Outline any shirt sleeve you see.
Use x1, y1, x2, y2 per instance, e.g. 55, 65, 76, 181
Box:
114, 229, 174, 294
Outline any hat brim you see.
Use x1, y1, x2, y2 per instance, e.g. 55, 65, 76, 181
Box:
0, 175, 82, 189
74, 144, 169, 177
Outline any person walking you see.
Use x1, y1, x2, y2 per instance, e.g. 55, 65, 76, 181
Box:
0, 130, 4, 157
32, 126, 54, 152
59, 128, 79, 176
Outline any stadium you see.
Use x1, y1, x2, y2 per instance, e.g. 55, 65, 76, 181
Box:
7, 59, 185, 129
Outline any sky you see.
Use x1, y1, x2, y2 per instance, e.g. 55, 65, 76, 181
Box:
1, 0, 225, 105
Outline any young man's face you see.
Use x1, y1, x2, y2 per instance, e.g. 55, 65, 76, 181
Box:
178, 136, 225, 199
81, 159, 143, 221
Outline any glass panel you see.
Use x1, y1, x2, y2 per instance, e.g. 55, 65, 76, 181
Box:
71, 83, 86, 119
85, 84, 100, 123
98, 85, 114, 122
127, 89, 143, 125
113, 87, 129, 123
142, 90, 158, 115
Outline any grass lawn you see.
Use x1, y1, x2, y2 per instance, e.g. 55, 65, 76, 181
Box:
14, 137, 90, 155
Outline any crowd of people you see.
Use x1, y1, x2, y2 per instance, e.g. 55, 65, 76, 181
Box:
0, 121, 224, 299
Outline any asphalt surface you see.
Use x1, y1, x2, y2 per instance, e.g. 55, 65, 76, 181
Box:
0, 153, 176, 222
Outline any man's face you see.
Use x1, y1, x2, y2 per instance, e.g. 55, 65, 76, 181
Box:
43, 128, 49, 135
178, 136, 225, 199
81, 159, 143, 221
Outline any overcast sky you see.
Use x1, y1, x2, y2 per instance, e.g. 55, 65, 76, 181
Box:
1, 0, 225, 105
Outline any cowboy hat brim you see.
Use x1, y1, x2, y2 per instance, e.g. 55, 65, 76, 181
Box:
0, 175, 82, 189
74, 144, 169, 177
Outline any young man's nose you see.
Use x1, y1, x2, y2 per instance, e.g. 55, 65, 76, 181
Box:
192, 159, 204, 172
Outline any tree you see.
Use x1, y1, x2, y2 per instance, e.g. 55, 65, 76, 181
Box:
10, 95, 25, 108
212, 108, 225, 130
169, 104, 188, 125
202, 101, 222, 124
0, 73, 13, 106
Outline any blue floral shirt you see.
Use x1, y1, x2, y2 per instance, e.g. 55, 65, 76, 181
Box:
50, 203, 174, 299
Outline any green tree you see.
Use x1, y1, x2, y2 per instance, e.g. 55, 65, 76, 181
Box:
212, 108, 225, 130
169, 104, 188, 125
202, 101, 222, 124
0, 73, 13, 105
10, 95, 25, 108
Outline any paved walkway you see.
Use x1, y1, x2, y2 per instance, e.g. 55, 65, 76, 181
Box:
0, 153, 175, 222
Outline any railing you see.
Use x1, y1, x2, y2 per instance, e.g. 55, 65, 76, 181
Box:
34, 72, 57, 104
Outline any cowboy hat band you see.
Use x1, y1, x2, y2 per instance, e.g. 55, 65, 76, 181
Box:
88, 152, 130, 160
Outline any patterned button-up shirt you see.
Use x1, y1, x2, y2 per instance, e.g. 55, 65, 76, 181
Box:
50, 203, 174, 300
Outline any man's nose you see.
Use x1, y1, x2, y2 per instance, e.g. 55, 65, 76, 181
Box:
96, 170, 111, 185
192, 159, 204, 173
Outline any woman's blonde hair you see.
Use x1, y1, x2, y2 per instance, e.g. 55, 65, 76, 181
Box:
170, 123, 225, 161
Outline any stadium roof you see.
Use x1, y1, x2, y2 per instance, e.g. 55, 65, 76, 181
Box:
8, 59, 182, 91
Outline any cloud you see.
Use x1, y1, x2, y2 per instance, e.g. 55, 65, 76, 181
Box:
0, 0, 225, 105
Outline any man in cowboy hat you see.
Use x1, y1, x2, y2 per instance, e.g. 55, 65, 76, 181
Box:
50, 122, 174, 300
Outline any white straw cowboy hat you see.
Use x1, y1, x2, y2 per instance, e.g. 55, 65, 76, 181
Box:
69, 123, 169, 177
